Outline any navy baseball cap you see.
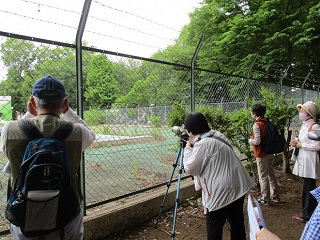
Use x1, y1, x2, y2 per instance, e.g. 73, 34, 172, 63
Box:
32, 76, 65, 100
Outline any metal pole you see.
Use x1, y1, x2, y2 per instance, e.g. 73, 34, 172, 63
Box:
301, 72, 310, 103
190, 35, 205, 112
154, 147, 182, 228
245, 54, 258, 109
76, 0, 92, 216
280, 65, 290, 93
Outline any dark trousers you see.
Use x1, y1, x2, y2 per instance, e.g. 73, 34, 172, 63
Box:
301, 178, 317, 220
206, 195, 246, 240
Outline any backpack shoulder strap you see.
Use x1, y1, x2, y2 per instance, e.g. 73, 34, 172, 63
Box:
255, 119, 266, 127
18, 119, 73, 141
197, 132, 233, 150
52, 122, 74, 141
308, 122, 318, 132
18, 119, 43, 140
255, 119, 267, 125
210, 135, 233, 149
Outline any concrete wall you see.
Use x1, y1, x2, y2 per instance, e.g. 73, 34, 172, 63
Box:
83, 178, 200, 240
82, 153, 291, 239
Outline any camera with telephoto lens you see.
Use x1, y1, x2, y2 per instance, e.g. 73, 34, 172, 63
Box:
172, 126, 189, 148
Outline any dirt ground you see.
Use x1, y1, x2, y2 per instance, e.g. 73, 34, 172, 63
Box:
107, 164, 309, 240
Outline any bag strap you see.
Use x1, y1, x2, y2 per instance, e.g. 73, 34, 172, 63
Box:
52, 122, 74, 141
19, 119, 43, 139
19, 119, 73, 141
198, 134, 233, 150
210, 135, 233, 150
308, 122, 318, 132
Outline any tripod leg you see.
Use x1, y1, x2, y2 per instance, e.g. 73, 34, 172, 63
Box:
154, 147, 182, 228
171, 147, 184, 240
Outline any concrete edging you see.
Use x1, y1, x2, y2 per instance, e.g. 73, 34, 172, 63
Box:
83, 178, 200, 240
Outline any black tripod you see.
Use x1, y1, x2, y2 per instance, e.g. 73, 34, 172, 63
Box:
155, 134, 188, 240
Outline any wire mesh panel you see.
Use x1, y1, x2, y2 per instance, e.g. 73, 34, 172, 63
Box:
83, 53, 191, 206
0, 32, 319, 235
0, 35, 193, 224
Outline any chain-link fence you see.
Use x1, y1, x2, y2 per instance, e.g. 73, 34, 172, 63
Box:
0, 31, 319, 236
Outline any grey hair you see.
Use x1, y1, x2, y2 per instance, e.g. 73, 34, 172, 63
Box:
33, 96, 64, 110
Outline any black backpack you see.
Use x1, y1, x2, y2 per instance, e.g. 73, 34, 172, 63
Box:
5, 119, 80, 238
257, 120, 286, 154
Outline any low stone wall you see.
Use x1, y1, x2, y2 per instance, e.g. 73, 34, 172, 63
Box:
82, 150, 294, 239
90, 136, 154, 148
83, 178, 200, 240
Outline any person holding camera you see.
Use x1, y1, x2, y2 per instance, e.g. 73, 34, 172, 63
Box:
182, 112, 254, 240
291, 101, 320, 223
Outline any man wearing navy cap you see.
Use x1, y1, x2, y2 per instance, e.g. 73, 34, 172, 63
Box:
1, 76, 95, 239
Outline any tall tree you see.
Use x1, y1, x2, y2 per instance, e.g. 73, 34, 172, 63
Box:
0, 39, 43, 115
84, 54, 119, 109
176, 0, 320, 86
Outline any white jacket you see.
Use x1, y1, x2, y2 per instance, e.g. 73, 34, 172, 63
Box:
183, 130, 254, 212
293, 119, 320, 179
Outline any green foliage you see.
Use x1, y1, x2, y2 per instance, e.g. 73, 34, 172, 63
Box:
0, 39, 95, 113
197, 106, 231, 133
132, 161, 139, 176
227, 108, 253, 161
116, 78, 150, 107
176, 0, 320, 83
196, 105, 254, 161
259, 87, 296, 131
149, 129, 163, 141
102, 125, 113, 135
115, 61, 190, 107
147, 114, 162, 127
84, 108, 105, 125
167, 103, 187, 127
84, 54, 120, 109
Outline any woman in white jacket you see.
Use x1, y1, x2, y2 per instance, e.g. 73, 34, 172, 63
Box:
292, 101, 320, 223
183, 112, 254, 240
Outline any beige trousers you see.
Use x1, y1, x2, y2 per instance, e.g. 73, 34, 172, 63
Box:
256, 154, 280, 201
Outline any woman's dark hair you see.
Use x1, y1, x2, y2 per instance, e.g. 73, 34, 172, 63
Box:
184, 112, 211, 135
251, 103, 266, 117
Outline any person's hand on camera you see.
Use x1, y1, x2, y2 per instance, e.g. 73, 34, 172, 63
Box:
186, 141, 194, 148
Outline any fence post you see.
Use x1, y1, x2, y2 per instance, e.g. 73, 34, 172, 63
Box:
191, 35, 205, 112
301, 72, 311, 103
245, 54, 258, 109
280, 65, 290, 94
76, 0, 92, 216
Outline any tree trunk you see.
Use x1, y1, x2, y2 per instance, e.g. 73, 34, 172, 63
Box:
282, 130, 292, 174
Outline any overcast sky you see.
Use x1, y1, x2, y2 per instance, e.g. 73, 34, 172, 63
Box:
0, 0, 201, 58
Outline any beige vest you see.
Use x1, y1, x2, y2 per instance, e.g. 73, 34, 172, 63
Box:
3, 115, 83, 204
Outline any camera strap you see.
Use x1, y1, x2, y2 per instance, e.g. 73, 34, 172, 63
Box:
198, 135, 233, 150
